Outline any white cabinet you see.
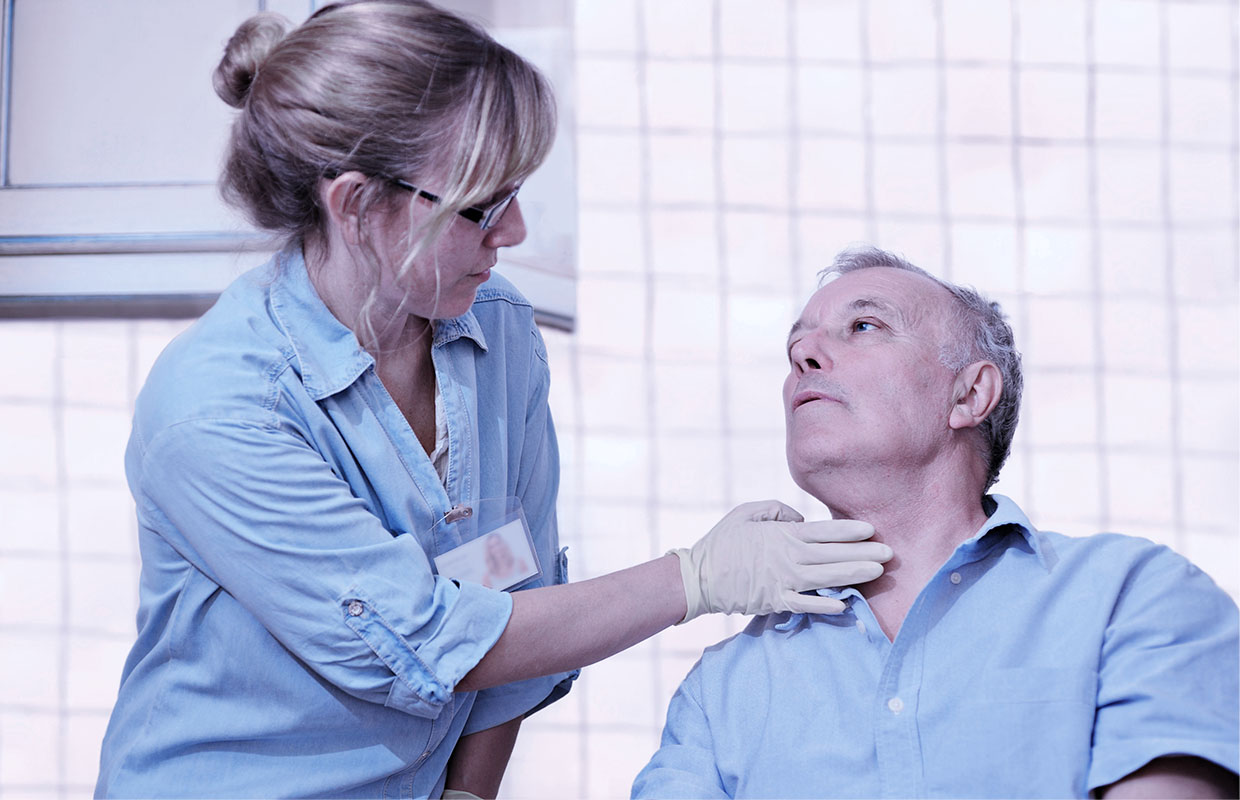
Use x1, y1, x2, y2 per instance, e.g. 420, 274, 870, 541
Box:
0, 0, 576, 329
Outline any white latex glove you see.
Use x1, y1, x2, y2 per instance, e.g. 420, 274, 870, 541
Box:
671, 500, 892, 623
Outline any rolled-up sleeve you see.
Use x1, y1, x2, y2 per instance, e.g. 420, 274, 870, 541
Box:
633, 665, 730, 799
1088, 548, 1240, 790
137, 417, 512, 719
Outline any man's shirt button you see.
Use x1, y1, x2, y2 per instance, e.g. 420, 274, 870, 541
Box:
949, 572, 962, 585
855, 620, 867, 634
887, 697, 904, 713
347, 600, 364, 617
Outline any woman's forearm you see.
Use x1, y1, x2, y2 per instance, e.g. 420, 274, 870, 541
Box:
444, 716, 523, 798
456, 554, 685, 692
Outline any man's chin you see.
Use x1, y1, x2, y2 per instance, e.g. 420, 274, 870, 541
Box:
787, 456, 827, 496
788, 448, 855, 497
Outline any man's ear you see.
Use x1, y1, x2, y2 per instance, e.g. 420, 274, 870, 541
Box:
321, 171, 369, 247
948, 361, 1002, 430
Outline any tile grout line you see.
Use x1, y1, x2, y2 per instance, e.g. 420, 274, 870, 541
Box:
934, 0, 954, 277
712, 0, 734, 509
787, 0, 800, 339
1010, 0, 1035, 512
576, 50, 1237, 79
1085, 0, 1111, 532
1158, 0, 1185, 552
859, 0, 877, 243
1229, 0, 1240, 288
634, 0, 664, 778
54, 322, 70, 796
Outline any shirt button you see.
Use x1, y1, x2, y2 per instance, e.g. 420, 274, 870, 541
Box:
347, 600, 364, 617
855, 620, 867, 635
949, 572, 962, 585
887, 697, 904, 714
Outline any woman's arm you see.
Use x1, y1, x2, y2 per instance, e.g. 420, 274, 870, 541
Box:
458, 554, 684, 692
458, 502, 890, 692
443, 555, 682, 797
444, 716, 523, 798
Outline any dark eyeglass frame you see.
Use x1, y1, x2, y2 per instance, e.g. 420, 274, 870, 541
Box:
387, 177, 521, 230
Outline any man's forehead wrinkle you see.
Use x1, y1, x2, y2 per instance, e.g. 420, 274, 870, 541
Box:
848, 296, 897, 315
788, 292, 906, 343
789, 271, 950, 343
844, 294, 911, 328
842, 266, 956, 325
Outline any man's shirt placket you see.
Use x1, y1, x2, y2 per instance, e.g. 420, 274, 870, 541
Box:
861, 595, 926, 798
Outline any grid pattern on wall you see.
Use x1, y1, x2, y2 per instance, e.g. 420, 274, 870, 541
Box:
515, 0, 1240, 795
0, 0, 1237, 797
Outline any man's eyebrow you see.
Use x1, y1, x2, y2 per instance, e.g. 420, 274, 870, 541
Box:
787, 295, 907, 347
849, 296, 907, 325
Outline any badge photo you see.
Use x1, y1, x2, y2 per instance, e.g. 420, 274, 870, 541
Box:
430, 497, 541, 592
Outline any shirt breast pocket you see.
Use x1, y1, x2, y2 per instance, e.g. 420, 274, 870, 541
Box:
979, 666, 1099, 705
954, 667, 1099, 795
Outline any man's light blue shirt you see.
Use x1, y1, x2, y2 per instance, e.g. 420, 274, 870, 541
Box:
634, 495, 1239, 798
96, 247, 573, 798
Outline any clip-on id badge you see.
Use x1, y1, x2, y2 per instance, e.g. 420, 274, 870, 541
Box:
430, 497, 541, 592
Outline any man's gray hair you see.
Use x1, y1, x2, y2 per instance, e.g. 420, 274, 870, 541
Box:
820, 246, 1023, 491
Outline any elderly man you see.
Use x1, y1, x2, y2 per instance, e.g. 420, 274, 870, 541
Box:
633, 247, 1238, 799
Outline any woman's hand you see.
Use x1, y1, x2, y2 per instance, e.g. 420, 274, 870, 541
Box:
670, 500, 892, 622
457, 501, 891, 691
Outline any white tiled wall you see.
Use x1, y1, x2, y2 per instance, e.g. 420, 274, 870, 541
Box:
519, 0, 1240, 795
0, 318, 192, 797
1, 0, 1238, 798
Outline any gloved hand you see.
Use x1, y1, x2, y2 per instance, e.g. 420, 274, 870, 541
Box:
670, 500, 891, 623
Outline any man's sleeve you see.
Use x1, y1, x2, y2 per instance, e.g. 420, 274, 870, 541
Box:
461, 324, 576, 735
1088, 545, 1240, 791
632, 665, 730, 799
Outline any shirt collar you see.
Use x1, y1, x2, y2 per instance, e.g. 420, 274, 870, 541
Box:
964, 493, 1044, 566
432, 309, 488, 352
268, 245, 487, 400
815, 493, 1046, 603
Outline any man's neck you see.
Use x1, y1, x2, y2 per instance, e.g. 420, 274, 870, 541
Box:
809, 457, 992, 641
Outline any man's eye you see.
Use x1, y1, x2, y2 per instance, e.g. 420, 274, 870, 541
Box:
852, 320, 878, 332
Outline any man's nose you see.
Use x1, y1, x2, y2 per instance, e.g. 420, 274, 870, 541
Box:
482, 198, 526, 248
790, 335, 831, 375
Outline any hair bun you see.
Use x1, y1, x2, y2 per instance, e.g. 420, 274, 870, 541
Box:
213, 12, 292, 108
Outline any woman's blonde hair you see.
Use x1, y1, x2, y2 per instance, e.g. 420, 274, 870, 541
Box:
213, 0, 556, 340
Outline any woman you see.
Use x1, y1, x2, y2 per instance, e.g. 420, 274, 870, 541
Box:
94, 2, 891, 797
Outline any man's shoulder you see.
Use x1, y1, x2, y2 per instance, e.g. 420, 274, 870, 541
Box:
694, 612, 853, 674
1025, 529, 1238, 635
1037, 528, 1169, 561
1039, 528, 1222, 586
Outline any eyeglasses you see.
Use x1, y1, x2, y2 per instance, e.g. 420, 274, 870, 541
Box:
387, 177, 520, 230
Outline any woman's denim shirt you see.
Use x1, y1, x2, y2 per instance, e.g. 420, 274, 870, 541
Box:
95, 247, 574, 799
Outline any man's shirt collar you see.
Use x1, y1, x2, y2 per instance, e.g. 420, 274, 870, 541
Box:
816, 493, 1045, 603
962, 493, 1047, 569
